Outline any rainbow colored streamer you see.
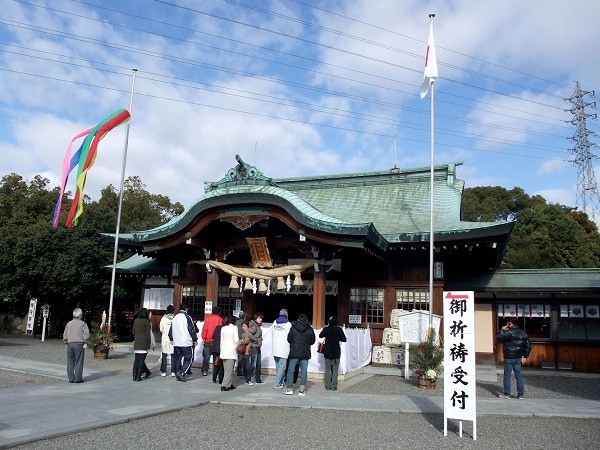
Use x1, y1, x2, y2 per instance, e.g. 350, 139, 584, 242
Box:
53, 109, 130, 228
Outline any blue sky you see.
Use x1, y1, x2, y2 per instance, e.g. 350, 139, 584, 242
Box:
1, 0, 599, 217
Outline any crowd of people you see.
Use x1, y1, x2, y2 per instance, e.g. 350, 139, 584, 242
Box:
66, 305, 347, 395
136, 305, 346, 395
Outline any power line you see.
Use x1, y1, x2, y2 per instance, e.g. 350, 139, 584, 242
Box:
0, 43, 569, 152
0, 66, 567, 163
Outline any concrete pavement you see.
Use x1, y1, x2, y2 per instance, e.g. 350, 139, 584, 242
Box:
0, 352, 599, 449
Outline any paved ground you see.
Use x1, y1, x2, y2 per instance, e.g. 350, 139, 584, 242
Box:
1, 334, 599, 449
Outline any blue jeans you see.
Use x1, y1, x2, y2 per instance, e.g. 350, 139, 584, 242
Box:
503, 358, 525, 396
160, 352, 173, 374
273, 356, 287, 387
286, 358, 308, 390
246, 347, 262, 383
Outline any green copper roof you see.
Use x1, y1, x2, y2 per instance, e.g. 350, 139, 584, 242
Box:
108, 159, 513, 250
446, 268, 600, 293
274, 162, 512, 242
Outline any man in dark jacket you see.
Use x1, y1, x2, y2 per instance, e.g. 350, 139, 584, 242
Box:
496, 317, 531, 399
283, 313, 315, 396
319, 316, 347, 390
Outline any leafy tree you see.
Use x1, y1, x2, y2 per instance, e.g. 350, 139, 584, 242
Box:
0, 172, 183, 331
463, 186, 600, 268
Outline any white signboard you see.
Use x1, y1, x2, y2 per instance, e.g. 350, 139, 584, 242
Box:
26, 298, 38, 333
348, 315, 361, 324
443, 291, 477, 440
205, 301, 213, 314
397, 310, 442, 344
143, 288, 174, 310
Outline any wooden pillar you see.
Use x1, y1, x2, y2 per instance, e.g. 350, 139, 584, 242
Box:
313, 266, 326, 328
206, 269, 219, 307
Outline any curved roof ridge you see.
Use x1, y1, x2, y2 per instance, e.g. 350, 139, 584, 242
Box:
112, 184, 373, 241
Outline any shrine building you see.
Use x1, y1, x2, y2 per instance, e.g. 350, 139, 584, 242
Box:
107, 156, 600, 372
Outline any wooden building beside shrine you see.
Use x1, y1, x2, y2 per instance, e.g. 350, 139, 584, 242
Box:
108, 157, 600, 372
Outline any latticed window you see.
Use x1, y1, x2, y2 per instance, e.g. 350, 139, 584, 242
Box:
350, 288, 384, 324
396, 288, 429, 311
218, 285, 244, 318
181, 285, 206, 320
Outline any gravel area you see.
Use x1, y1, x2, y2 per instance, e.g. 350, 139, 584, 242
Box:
11, 404, 600, 450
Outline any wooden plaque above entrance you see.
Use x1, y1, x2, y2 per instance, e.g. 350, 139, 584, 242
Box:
246, 236, 273, 268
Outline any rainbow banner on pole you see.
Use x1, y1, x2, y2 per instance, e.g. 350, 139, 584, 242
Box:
52, 109, 130, 228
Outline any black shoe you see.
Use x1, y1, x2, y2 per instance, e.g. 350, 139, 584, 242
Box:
229, 385, 236, 390
175, 371, 186, 382
213, 379, 217, 383
143, 370, 151, 379
74, 380, 84, 383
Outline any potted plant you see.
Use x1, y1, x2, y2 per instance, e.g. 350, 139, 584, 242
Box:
411, 327, 443, 388
88, 321, 116, 359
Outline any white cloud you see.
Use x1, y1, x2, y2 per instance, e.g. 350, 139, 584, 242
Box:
535, 188, 574, 207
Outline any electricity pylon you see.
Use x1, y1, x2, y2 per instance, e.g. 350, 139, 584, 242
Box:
567, 81, 600, 224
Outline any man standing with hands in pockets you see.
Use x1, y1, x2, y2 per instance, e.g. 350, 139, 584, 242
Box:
497, 317, 531, 399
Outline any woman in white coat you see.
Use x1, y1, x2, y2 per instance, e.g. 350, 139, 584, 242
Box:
219, 315, 239, 391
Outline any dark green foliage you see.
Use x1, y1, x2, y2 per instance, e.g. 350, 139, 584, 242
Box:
0, 173, 183, 324
462, 186, 600, 268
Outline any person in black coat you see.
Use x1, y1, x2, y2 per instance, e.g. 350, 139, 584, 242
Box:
283, 313, 315, 396
132, 308, 152, 382
319, 316, 347, 390
211, 322, 224, 384
496, 317, 531, 399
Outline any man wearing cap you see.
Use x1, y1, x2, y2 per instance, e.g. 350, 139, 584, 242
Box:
271, 308, 291, 389
63, 307, 90, 383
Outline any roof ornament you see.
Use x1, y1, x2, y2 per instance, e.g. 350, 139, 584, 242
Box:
229, 154, 257, 181
206, 154, 276, 191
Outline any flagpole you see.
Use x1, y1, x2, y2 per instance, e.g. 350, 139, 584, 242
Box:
429, 77, 435, 327
108, 68, 137, 332
427, 13, 436, 327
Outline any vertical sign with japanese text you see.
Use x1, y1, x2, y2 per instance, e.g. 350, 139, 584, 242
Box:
26, 298, 38, 334
443, 291, 476, 436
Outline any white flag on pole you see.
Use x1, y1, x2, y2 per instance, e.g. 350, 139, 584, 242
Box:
420, 17, 438, 99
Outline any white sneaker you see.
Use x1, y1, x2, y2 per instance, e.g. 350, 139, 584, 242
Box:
298, 390, 306, 396
171, 373, 176, 377
283, 389, 294, 395
161, 372, 167, 377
